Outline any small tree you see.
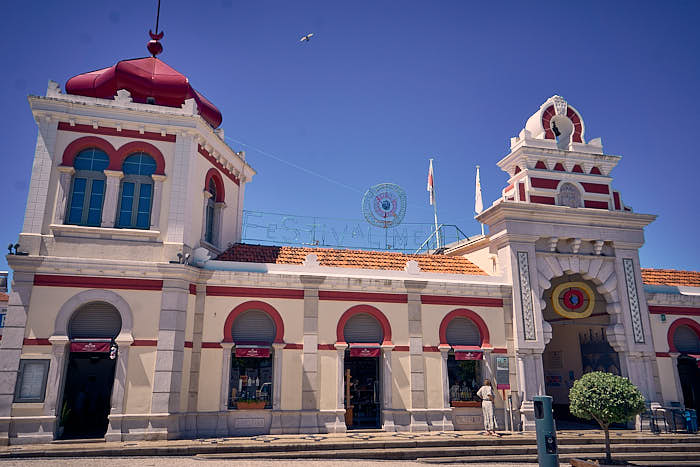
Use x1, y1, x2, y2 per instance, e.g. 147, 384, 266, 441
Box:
569, 372, 646, 463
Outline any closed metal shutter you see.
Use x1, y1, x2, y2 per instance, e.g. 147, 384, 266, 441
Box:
343, 313, 383, 344
445, 317, 481, 346
232, 310, 276, 344
674, 325, 700, 354
68, 302, 122, 339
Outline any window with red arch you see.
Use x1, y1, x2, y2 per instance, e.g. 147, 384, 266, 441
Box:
668, 319, 700, 355
223, 301, 284, 411
439, 309, 491, 407
203, 169, 226, 247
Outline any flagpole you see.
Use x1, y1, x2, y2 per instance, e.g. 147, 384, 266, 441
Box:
430, 158, 441, 249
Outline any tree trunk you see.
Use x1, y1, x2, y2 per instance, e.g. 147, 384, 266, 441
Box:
604, 425, 612, 463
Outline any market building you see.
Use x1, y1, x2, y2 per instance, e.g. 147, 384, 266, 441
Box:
0, 33, 699, 445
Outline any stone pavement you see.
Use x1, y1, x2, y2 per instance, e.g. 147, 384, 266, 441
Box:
0, 429, 696, 465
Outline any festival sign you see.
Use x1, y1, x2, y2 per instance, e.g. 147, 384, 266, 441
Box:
349, 346, 381, 358
235, 346, 271, 358
70, 341, 111, 353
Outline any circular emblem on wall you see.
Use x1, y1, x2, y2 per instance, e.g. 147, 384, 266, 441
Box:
551, 281, 595, 319
361, 183, 407, 228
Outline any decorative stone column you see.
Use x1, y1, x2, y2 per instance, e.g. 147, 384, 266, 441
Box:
200, 190, 213, 242
438, 345, 455, 431
515, 349, 545, 431
334, 342, 348, 432
405, 280, 429, 431
105, 333, 134, 442
272, 343, 284, 411
54, 166, 75, 224
101, 170, 123, 228
381, 344, 396, 431
213, 202, 226, 248
45, 336, 69, 417
216, 342, 234, 437
300, 275, 324, 433
668, 353, 684, 404
150, 174, 166, 230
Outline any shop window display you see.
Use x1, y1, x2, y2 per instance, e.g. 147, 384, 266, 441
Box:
447, 355, 482, 406
228, 355, 273, 409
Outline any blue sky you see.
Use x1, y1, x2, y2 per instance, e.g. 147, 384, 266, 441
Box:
1, 0, 699, 279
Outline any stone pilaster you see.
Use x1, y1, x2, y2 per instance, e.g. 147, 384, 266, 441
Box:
439, 346, 455, 431
213, 202, 226, 248
166, 133, 196, 245
150, 278, 188, 437
150, 174, 166, 230
405, 280, 429, 431
300, 275, 324, 433
105, 334, 134, 442
101, 170, 123, 228
0, 271, 34, 445
381, 344, 396, 431
200, 190, 213, 242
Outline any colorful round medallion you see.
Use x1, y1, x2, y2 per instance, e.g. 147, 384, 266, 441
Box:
551, 281, 595, 319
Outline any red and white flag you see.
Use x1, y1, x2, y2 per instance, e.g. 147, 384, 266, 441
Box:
427, 159, 435, 205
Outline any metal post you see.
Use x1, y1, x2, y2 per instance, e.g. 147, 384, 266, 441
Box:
534, 395, 559, 466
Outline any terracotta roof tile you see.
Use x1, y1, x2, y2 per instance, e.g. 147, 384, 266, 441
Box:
641, 268, 700, 287
0, 292, 8, 302
217, 244, 487, 276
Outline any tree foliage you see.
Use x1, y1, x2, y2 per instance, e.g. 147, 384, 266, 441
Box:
569, 372, 646, 426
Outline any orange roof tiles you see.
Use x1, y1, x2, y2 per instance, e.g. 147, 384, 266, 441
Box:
217, 244, 487, 276
641, 268, 700, 287
0, 292, 7, 302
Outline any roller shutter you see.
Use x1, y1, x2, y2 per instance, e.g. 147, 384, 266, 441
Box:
674, 325, 700, 354
232, 310, 276, 344
445, 317, 481, 346
68, 302, 122, 339
343, 313, 383, 344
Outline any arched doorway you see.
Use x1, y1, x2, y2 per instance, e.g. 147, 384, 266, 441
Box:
60, 301, 121, 439
541, 274, 620, 426
227, 309, 276, 410
672, 323, 700, 410
343, 312, 383, 429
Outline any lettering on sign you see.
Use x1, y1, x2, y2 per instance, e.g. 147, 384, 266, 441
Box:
235, 418, 266, 428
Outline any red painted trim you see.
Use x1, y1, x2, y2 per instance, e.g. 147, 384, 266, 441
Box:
492, 348, 508, 354
567, 107, 583, 143
504, 183, 514, 193
438, 309, 491, 347
198, 145, 240, 185
667, 318, 700, 352
518, 183, 526, 202
393, 346, 409, 352
23, 338, 51, 346
34, 274, 163, 291
584, 200, 609, 209
60, 135, 166, 175
204, 168, 226, 202
650, 306, 700, 316
423, 346, 440, 352
531, 177, 560, 189
656, 352, 670, 358
189, 284, 197, 295
336, 304, 392, 345
553, 163, 565, 172
113, 141, 166, 175
319, 291, 408, 303
542, 106, 555, 139
184, 341, 194, 348
318, 344, 336, 350
132, 339, 158, 347
530, 195, 556, 205
514, 166, 521, 174
581, 182, 610, 194
535, 160, 547, 169
590, 166, 602, 175
421, 295, 503, 307
58, 122, 176, 143
284, 343, 303, 350
613, 192, 621, 210
222, 300, 285, 344
572, 165, 583, 173
206, 286, 303, 299
61, 136, 117, 167
202, 342, 223, 349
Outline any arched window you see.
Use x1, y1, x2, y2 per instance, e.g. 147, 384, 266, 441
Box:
117, 153, 157, 229
444, 316, 484, 406
205, 178, 217, 244
674, 325, 700, 355
66, 148, 110, 226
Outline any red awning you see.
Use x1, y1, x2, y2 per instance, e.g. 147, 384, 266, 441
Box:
235, 346, 271, 358
70, 342, 111, 353
349, 344, 380, 358
453, 346, 483, 360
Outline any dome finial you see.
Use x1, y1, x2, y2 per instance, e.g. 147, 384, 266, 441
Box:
147, 0, 164, 57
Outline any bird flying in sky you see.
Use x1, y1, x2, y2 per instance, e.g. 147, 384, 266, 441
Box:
300, 33, 314, 42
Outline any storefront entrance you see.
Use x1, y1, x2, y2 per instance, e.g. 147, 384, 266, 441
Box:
59, 351, 116, 439
678, 356, 700, 410
344, 354, 380, 429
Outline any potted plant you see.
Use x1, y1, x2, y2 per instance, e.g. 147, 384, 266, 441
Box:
236, 398, 267, 410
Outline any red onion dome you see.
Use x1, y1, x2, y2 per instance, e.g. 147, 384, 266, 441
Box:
65, 33, 222, 128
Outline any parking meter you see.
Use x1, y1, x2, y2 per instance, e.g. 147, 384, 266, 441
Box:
534, 395, 559, 467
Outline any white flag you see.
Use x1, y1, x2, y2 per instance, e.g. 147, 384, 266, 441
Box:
427, 159, 435, 206
475, 165, 483, 215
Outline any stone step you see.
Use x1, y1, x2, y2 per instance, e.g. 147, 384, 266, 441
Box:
420, 452, 700, 465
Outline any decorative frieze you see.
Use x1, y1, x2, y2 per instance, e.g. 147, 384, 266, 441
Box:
623, 258, 645, 343
517, 251, 536, 340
